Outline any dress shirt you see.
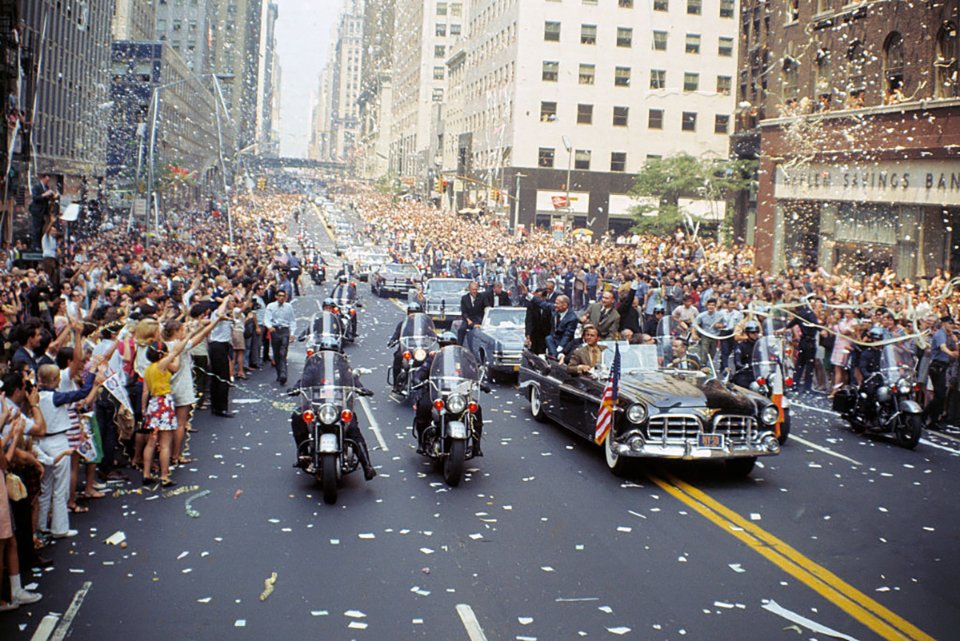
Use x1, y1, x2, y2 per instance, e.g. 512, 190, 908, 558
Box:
265, 301, 297, 334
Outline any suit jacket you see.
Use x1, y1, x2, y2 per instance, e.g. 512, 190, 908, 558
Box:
529, 296, 578, 354
582, 303, 621, 339
481, 290, 512, 308
617, 288, 640, 334
567, 343, 607, 374
460, 293, 486, 325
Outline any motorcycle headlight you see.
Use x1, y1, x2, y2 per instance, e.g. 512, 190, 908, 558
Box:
446, 394, 467, 414
760, 405, 780, 425
896, 378, 911, 395
414, 348, 427, 362
626, 404, 648, 424
318, 403, 339, 425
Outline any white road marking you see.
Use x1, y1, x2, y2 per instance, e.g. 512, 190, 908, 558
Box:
790, 401, 840, 417
918, 438, 960, 455
359, 396, 388, 452
456, 604, 490, 641
50, 581, 92, 641
30, 615, 60, 641
789, 434, 862, 466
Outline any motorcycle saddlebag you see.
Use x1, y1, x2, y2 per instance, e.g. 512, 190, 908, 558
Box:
831, 386, 857, 414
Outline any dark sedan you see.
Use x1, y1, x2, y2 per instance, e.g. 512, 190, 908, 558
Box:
371, 262, 423, 297
519, 342, 781, 477
464, 306, 526, 379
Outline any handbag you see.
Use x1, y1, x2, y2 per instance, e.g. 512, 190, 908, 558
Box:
5, 471, 28, 501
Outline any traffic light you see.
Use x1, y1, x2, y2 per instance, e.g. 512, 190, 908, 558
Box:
435, 177, 444, 193
256, 176, 267, 190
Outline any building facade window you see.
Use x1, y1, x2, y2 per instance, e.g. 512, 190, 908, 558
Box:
581, 24, 597, 45
650, 69, 666, 88
543, 61, 559, 81
575, 149, 591, 170
687, 0, 701, 15
435, 45, 446, 58
541, 101, 557, 122
539, 147, 555, 167
786, 0, 799, 24
433, 66, 445, 80
545, 21, 561, 42
577, 103, 594, 124
613, 105, 629, 126
619, 0, 634, 7
654, 0, 668, 11
648, 108, 664, 129
718, 36, 733, 57
683, 72, 699, 91
845, 40, 867, 103
611, 152, 627, 172
617, 27, 633, 47
436, 24, 446, 37
716, 75, 731, 94
615, 66, 631, 86
685, 34, 701, 54
936, 22, 959, 98
682, 111, 697, 131
714, 114, 729, 133
782, 54, 800, 101
579, 63, 596, 84
653, 31, 668, 51
720, 0, 735, 18
883, 32, 904, 97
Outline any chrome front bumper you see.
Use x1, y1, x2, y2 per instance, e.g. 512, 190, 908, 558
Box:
613, 430, 781, 460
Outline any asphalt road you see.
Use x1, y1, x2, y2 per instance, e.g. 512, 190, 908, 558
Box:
4, 205, 959, 641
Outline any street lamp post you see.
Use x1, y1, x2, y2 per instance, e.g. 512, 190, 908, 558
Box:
562, 135, 573, 232
512, 172, 527, 233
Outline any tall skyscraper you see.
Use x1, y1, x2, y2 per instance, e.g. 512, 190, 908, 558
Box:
357, 0, 395, 178
154, 0, 216, 73
208, 0, 264, 148
256, 1, 280, 157
112, 0, 157, 41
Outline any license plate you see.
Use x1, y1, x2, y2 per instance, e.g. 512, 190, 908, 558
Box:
698, 433, 724, 449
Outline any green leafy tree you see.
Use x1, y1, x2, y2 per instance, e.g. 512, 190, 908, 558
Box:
629, 154, 756, 237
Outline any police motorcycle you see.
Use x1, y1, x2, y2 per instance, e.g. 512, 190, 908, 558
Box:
331, 279, 361, 342
833, 338, 923, 449
749, 333, 792, 444
412, 345, 489, 487
388, 312, 439, 400
308, 249, 326, 285
289, 350, 375, 504
298, 310, 344, 354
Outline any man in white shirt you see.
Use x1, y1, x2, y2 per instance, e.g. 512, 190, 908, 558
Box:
264, 290, 297, 385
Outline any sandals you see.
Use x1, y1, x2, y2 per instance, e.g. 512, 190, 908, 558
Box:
160, 478, 177, 488
82, 489, 106, 499
174, 457, 195, 465
68, 503, 90, 514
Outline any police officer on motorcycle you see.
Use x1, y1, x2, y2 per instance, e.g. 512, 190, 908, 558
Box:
731, 320, 762, 388
389, 302, 422, 393
855, 326, 885, 418
289, 366, 378, 480
410, 350, 485, 457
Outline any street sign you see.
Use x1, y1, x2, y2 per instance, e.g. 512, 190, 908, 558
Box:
133, 198, 147, 218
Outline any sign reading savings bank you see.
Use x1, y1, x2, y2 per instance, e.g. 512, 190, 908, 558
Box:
775, 161, 960, 207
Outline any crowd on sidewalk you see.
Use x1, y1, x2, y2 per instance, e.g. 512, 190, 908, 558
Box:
0, 190, 305, 611
332, 186, 960, 429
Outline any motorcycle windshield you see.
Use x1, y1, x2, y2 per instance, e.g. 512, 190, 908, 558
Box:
400, 313, 439, 350
880, 343, 917, 384
752, 336, 784, 380
310, 312, 342, 344
429, 345, 480, 399
760, 314, 787, 337
299, 351, 354, 412
332, 284, 357, 305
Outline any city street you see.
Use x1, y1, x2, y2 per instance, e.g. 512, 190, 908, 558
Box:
2, 210, 958, 641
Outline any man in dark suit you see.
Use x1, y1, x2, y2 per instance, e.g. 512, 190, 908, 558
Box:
579, 290, 621, 340
481, 281, 512, 308
458, 281, 485, 345
522, 284, 579, 357
30, 173, 57, 249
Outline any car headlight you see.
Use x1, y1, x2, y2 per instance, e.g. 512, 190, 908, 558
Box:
414, 348, 427, 362
626, 404, 648, 424
318, 403, 339, 425
446, 394, 467, 414
760, 405, 780, 425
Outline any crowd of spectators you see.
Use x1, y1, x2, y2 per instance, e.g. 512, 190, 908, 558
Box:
0, 191, 301, 610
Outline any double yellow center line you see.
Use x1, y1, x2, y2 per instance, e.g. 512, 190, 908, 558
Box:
650, 472, 935, 641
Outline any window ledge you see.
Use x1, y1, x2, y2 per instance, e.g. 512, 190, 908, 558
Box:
759, 96, 960, 127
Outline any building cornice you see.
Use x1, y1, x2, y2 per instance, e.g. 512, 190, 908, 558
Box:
759, 97, 960, 128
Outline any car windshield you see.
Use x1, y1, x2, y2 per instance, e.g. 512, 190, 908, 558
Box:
388, 263, 420, 276
599, 341, 660, 372
483, 307, 525, 329
426, 280, 470, 295
752, 336, 784, 379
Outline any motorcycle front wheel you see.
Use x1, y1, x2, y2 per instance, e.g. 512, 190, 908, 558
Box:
444, 439, 466, 487
895, 413, 922, 450
320, 453, 339, 504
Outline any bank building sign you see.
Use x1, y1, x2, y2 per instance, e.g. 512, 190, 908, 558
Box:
775, 161, 960, 207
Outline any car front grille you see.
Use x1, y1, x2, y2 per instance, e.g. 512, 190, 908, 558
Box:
713, 415, 755, 442
647, 414, 702, 442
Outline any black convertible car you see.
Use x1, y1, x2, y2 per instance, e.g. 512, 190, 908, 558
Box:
519, 342, 781, 477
